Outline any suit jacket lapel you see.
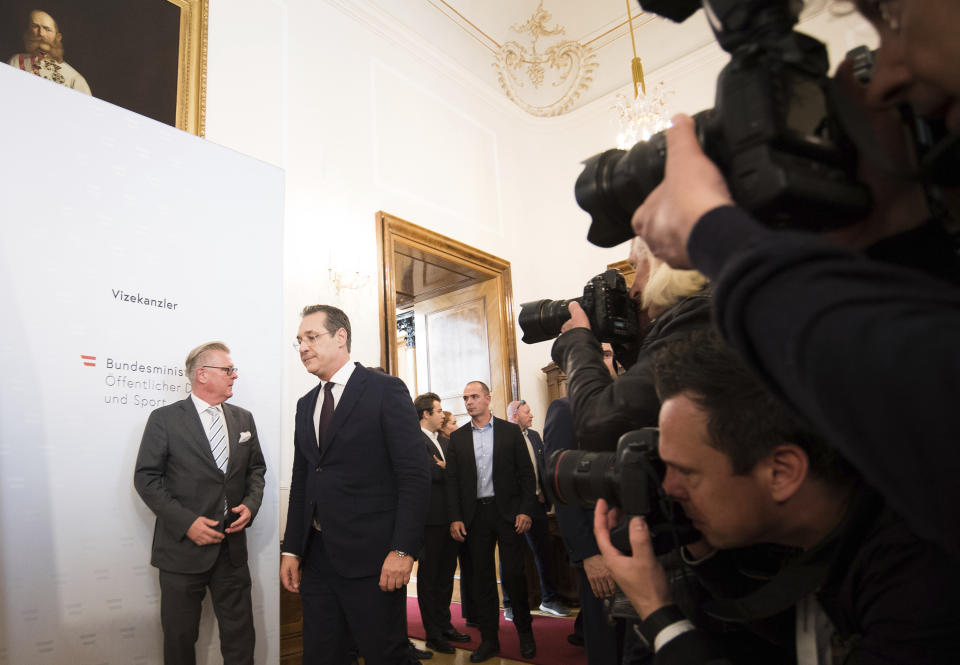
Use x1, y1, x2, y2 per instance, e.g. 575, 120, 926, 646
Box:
458, 427, 478, 493
321, 363, 366, 458
222, 403, 241, 478
299, 384, 322, 463
179, 398, 219, 471
492, 417, 505, 470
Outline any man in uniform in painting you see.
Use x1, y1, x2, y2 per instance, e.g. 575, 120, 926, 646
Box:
7, 9, 91, 95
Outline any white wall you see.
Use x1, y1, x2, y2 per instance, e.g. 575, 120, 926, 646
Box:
0, 66, 283, 665
202, 0, 877, 538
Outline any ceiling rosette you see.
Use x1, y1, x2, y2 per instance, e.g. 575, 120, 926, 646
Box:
493, 2, 598, 117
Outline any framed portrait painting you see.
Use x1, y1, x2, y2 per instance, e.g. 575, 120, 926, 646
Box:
1, 0, 208, 135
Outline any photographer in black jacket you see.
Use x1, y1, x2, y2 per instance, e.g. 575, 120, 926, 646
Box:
630, 0, 960, 556
594, 330, 960, 664
551, 237, 710, 451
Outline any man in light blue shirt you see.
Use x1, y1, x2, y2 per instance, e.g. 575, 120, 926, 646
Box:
446, 381, 538, 662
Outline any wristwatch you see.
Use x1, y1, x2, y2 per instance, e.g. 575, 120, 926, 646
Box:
637, 604, 686, 648
393, 550, 410, 558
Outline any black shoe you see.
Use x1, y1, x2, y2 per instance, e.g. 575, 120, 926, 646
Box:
443, 629, 471, 643
518, 631, 537, 659
567, 631, 585, 647
469, 641, 500, 663
465, 619, 479, 628
424, 639, 456, 654
408, 641, 433, 659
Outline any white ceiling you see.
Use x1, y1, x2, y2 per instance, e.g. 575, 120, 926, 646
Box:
363, 0, 723, 117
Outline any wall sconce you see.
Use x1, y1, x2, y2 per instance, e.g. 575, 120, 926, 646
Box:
329, 267, 371, 294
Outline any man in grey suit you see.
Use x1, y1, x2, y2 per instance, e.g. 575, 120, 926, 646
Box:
134, 341, 266, 665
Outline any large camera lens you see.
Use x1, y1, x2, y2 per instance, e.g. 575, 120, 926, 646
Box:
518, 298, 580, 344
546, 448, 616, 507
576, 131, 669, 249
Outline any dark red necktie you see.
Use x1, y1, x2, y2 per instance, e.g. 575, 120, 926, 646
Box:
318, 381, 335, 451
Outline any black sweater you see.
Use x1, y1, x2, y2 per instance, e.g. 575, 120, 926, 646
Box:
688, 206, 960, 557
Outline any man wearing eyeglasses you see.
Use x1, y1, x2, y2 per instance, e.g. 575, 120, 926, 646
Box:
134, 341, 266, 665
281, 305, 430, 665
501, 399, 570, 620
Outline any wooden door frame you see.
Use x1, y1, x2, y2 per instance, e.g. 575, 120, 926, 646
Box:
375, 210, 519, 402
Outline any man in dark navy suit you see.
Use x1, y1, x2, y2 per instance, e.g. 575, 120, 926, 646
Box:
280, 305, 430, 665
413, 392, 470, 654
446, 381, 537, 662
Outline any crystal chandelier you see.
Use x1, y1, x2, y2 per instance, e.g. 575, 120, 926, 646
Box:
613, 0, 672, 149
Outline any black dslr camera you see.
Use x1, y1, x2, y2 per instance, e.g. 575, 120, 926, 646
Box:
577, 0, 873, 247
546, 428, 699, 556
518, 268, 640, 361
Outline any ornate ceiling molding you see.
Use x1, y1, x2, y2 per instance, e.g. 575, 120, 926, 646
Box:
492, 2, 598, 117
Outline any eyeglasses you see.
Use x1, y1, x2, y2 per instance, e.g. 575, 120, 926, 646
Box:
862, 0, 901, 33
293, 330, 333, 351
203, 365, 238, 376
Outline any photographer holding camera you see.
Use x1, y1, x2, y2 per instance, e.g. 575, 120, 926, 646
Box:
593, 330, 960, 664
548, 237, 709, 452
616, 0, 960, 557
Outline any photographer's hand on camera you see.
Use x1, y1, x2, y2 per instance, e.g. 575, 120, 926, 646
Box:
630, 114, 733, 270
624, 25, 960, 556
560, 300, 591, 334
593, 499, 671, 620
552, 293, 711, 452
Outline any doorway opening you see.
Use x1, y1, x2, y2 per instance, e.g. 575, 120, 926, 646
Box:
376, 211, 518, 422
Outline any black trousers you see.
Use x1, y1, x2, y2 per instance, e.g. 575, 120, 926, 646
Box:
466, 500, 532, 642
417, 524, 459, 640
158, 543, 255, 665
458, 542, 476, 622
502, 501, 559, 606
300, 530, 409, 665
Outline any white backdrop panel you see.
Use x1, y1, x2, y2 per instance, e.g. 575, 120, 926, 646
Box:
0, 66, 283, 665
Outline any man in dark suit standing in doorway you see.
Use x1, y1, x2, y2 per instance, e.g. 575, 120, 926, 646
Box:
446, 381, 537, 662
414, 392, 470, 654
134, 341, 266, 665
280, 305, 430, 665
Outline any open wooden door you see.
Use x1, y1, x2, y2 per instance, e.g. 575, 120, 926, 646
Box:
376, 211, 518, 418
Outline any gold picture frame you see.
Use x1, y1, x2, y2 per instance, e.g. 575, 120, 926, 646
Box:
170, 0, 208, 136
2, 0, 208, 136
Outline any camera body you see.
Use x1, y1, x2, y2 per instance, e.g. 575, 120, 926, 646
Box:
518, 268, 640, 353
577, 0, 872, 247
546, 428, 698, 556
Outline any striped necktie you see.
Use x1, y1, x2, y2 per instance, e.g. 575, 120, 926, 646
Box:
206, 406, 229, 472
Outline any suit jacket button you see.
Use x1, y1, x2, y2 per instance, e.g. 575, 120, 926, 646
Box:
315, 466, 322, 472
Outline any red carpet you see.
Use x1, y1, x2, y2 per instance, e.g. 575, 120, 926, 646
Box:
406, 597, 584, 665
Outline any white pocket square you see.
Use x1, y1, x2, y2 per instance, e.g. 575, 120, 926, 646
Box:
238, 431, 252, 444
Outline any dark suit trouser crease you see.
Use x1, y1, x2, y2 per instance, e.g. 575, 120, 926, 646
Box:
417, 524, 459, 640
158, 543, 254, 665
458, 543, 476, 622
501, 502, 558, 606
300, 530, 408, 665
467, 501, 532, 642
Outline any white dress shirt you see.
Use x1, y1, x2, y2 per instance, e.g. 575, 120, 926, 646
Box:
312, 361, 356, 437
